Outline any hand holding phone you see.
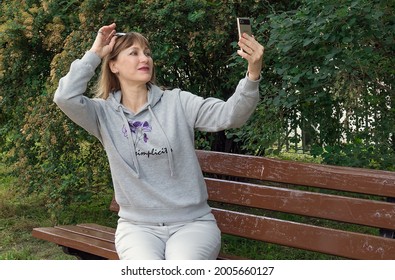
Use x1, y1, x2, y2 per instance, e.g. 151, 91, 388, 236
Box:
236, 17, 264, 81
237, 17, 252, 39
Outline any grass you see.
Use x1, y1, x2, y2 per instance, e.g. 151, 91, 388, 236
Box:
0, 165, 78, 260
0, 163, 117, 260
0, 163, 74, 259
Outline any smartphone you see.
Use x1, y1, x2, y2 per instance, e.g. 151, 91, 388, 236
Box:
237, 17, 252, 39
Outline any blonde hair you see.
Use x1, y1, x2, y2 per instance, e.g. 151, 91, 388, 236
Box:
94, 32, 156, 99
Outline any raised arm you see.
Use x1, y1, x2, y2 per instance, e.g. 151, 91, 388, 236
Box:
53, 24, 118, 138
181, 34, 264, 131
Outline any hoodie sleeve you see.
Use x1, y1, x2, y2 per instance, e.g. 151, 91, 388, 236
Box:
53, 51, 102, 139
180, 74, 260, 132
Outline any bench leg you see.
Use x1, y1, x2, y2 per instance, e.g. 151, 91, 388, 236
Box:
62, 247, 107, 260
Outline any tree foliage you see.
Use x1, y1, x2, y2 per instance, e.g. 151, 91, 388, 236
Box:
258, 0, 394, 170
1, 0, 393, 219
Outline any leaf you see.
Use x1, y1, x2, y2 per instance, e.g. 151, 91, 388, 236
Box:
342, 37, 353, 43
187, 10, 205, 23
303, 38, 314, 47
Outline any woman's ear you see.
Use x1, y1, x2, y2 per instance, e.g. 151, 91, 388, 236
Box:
109, 60, 119, 74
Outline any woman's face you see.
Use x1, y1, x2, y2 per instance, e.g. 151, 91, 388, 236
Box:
110, 43, 153, 86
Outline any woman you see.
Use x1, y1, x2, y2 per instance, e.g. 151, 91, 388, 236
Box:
54, 23, 264, 260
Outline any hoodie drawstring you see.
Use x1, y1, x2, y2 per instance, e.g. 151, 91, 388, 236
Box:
118, 105, 141, 178
148, 105, 175, 177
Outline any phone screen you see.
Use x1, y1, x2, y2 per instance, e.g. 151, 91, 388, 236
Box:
237, 17, 252, 38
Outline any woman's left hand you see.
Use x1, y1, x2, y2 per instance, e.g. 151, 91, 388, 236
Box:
237, 33, 265, 81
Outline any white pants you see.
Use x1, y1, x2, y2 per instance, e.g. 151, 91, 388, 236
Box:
115, 213, 221, 260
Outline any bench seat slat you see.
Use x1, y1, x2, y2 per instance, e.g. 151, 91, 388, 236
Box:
75, 224, 116, 234
32, 227, 119, 260
207, 178, 395, 230
212, 208, 395, 260
55, 225, 114, 243
197, 150, 395, 197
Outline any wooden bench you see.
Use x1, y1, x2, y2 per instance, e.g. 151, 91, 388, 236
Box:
32, 150, 395, 259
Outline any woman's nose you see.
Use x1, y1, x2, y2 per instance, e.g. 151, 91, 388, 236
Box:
140, 54, 149, 62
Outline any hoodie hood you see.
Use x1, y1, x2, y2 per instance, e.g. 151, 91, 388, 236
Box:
108, 84, 164, 113
108, 85, 174, 178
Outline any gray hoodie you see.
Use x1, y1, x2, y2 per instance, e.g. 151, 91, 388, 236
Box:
54, 51, 260, 223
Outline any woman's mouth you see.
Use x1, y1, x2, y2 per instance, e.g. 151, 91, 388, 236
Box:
138, 66, 150, 71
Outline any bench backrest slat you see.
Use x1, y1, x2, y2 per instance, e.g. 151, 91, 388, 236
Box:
213, 208, 395, 260
206, 178, 395, 230
196, 150, 395, 197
